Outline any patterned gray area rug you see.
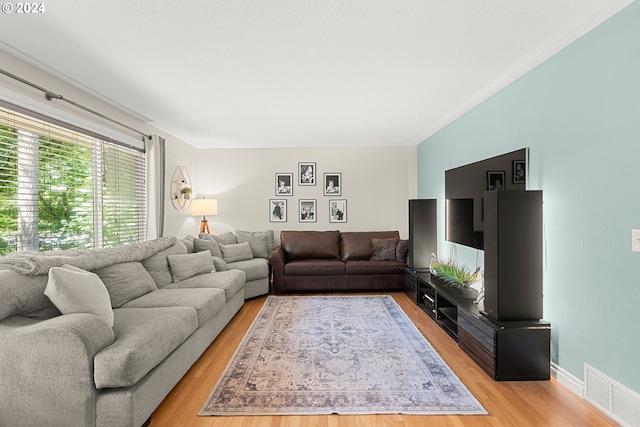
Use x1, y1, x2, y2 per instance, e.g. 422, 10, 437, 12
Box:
199, 295, 487, 416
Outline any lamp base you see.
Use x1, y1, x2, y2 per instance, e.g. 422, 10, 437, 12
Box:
199, 219, 210, 234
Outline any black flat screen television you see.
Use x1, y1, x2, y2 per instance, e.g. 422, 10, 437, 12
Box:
446, 198, 483, 249
445, 148, 527, 250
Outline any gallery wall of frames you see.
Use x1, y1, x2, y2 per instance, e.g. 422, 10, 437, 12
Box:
270, 162, 346, 223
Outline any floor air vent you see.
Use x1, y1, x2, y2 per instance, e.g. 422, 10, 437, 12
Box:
584, 364, 640, 427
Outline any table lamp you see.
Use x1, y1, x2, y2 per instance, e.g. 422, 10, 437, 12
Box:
190, 198, 218, 234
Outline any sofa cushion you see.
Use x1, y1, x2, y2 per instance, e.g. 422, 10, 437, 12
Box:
93, 262, 158, 308
122, 288, 225, 327
212, 256, 229, 272
45, 265, 114, 327
200, 232, 237, 245
344, 260, 406, 275
236, 232, 268, 258
181, 235, 196, 253
370, 238, 400, 261
236, 230, 275, 258
0, 270, 59, 321
281, 230, 341, 260
341, 231, 401, 261
228, 258, 269, 282
219, 242, 254, 263
141, 241, 188, 288
167, 251, 215, 282
163, 270, 246, 302
94, 306, 198, 389
284, 259, 346, 276
193, 238, 223, 258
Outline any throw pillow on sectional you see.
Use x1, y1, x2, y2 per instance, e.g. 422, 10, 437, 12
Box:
45, 264, 114, 327
181, 235, 197, 253
141, 240, 188, 289
212, 256, 229, 271
236, 229, 275, 254
94, 261, 158, 308
193, 238, 223, 258
235, 230, 271, 258
219, 242, 254, 263
94, 262, 159, 308
166, 251, 215, 282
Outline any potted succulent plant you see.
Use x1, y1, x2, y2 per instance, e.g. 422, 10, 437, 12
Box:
429, 255, 479, 299
180, 187, 193, 199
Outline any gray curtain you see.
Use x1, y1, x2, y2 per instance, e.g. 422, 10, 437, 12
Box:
145, 135, 166, 239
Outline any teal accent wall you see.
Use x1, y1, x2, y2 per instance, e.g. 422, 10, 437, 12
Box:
417, 2, 640, 392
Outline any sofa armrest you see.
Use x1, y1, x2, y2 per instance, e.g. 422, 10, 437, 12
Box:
268, 246, 287, 293
0, 313, 115, 427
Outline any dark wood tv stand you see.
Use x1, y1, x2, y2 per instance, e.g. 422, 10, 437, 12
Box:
404, 268, 550, 381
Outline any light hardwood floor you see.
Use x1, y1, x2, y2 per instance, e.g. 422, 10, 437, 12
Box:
150, 292, 619, 427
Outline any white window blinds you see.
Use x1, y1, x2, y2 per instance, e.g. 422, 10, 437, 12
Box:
0, 106, 146, 254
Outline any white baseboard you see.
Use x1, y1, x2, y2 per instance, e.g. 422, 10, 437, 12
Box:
551, 362, 584, 398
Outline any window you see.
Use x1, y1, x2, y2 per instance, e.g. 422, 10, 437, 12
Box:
0, 106, 146, 254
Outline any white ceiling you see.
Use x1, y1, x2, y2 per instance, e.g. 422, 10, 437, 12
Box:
0, 0, 633, 148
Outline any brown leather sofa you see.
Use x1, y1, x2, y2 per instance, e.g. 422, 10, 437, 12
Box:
269, 230, 408, 294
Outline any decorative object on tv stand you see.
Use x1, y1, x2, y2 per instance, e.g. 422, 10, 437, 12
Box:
429, 254, 479, 299
171, 165, 192, 210
191, 197, 218, 234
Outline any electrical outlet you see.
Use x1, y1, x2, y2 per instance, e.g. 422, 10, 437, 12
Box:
632, 229, 640, 252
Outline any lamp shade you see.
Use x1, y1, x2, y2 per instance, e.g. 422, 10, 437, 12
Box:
191, 198, 218, 216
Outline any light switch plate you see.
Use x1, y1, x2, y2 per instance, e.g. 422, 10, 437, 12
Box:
632, 229, 640, 252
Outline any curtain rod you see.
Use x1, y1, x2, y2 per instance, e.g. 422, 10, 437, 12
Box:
0, 67, 152, 141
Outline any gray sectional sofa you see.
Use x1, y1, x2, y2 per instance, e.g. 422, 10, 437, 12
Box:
0, 236, 255, 427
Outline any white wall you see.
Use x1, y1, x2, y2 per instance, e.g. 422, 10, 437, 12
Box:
162, 146, 416, 240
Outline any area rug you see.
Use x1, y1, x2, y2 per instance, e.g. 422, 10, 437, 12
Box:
199, 295, 487, 416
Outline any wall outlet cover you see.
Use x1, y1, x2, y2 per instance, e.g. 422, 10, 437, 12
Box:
632, 229, 640, 252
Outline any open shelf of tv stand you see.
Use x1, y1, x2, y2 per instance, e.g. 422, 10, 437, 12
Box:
415, 271, 474, 341
438, 306, 457, 322
406, 269, 551, 381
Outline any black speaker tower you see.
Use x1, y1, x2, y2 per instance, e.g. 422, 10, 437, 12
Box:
408, 199, 437, 270
483, 191, 543, 321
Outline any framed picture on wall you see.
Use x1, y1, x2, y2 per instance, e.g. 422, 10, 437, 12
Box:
323, 173, 341, 196
298, 162, 316, 186
299, 199, 316, 222
329, 199, 347, 223
487, 171, 505, 191
512, 160, 526, 184
269, 199, 287, 222
275, 173, 293, 196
